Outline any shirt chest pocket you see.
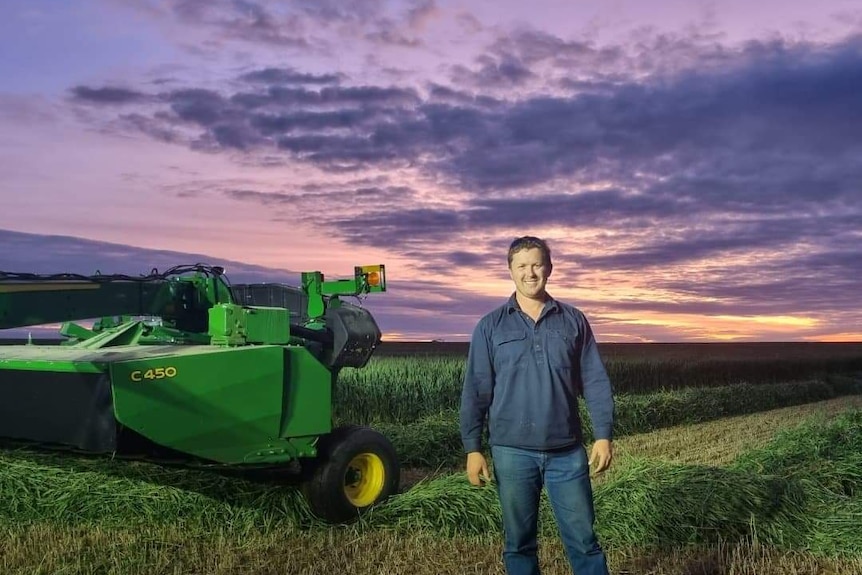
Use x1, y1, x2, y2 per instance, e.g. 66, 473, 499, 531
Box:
492, 330, 529, 371
546, 330, 574, 368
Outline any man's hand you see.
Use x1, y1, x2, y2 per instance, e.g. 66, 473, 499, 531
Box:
588, 439, 613, 474
466, 451, 490, 486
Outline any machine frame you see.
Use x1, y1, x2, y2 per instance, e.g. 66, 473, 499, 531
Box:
0, 263, 399, 523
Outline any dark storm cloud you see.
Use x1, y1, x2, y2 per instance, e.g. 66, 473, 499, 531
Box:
158, 88, 265, 149
473, 191, 682, 226
83, 31, 862, 194
365, 27, 422, 48
327, 190, 674, 251
339, 207, 465, 233
224, 189, 293, 206
168, 88, 228, 124
75, 81, 422, 152
218, 85, 422, 159
239, 67, 343, 85
169, 0, 309, 47
232, 85, 421, 108
325, 185, 859, 276
250, 109, 371, 134
641, 253, 862, 318
448, 251, 489, 267
470, 28, 749, 91
579, 212, 862, 270
223, 185, 416, 210
450, 54, 536, 88
71, 86, 149, 104
67, 31, 862, 332
116, 113, 181, 143
328, 183, 695, 249
294, 0, 437, 48
425, 83, 503, 107
431, 33, 862, 191
794, 247, 862, 277
210, 123, 257, 149
290, 0, 382, 23
275, 134, 404, 164
490, 29, 607, 66
124, 0, 437, 52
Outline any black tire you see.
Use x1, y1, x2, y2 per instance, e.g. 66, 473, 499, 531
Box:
302, 425, 400, 523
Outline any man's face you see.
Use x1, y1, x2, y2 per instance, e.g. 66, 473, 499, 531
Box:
509, 247, 551, 300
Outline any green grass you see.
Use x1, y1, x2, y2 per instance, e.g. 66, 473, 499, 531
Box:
370, 411, 862, 558
375, 377, 862, 468
0, 451, 321, 532
335, 353, 862, 423
2, 409, 860, 550
2, 399, 862, 574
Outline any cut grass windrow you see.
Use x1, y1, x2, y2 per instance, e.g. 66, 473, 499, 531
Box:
2, 410, 860, 558
0, 452, 322, 532
377, 410, 862, 557
377, 378, 862, 468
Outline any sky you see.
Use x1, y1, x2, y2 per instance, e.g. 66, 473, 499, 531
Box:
1, 0, 861, 342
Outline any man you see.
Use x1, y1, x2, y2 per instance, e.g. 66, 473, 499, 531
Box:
459, 236, 614, 575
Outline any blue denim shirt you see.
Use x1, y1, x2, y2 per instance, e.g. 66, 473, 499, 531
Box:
459, 293, 614, 453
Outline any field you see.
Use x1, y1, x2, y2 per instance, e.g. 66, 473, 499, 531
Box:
374, 341, 862, 361
1, 342, 862, 574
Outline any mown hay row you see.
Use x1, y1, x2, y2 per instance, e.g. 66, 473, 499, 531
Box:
0, 452, 320, 532
0, 404, 862, 556
1, 412, 859, 557
376, 378, 862, 468
369, 411, 862, 556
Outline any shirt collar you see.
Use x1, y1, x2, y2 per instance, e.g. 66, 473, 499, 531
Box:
506, 292, 560, 314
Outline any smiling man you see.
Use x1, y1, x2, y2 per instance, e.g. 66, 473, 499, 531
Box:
459, 235, 615, 575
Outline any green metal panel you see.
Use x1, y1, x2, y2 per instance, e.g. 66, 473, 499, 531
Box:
207, 305, 247, 346
110, 344, 332, 465
244, 306, 291, 344
281, 346, 333, 439
208, 304, 291, 346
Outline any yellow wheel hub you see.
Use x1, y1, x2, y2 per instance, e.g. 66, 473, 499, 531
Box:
344, 452, 386, 507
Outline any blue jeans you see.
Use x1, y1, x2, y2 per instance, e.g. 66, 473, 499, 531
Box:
491, 444, 609, 575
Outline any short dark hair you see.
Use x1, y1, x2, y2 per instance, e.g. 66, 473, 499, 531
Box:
507, 236, 552, 268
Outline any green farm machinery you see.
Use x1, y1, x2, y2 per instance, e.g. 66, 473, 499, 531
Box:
0, 263, 398, 523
